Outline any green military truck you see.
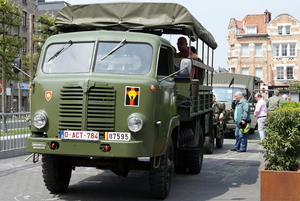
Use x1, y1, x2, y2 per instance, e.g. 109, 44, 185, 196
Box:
26, 3, 218, 199
205, 72, 262, 134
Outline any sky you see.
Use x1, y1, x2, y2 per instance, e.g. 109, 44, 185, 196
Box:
46, 0, 300, 70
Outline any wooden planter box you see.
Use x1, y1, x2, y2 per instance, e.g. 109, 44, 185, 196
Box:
260, 165, 300, 201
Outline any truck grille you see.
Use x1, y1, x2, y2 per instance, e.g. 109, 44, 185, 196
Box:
58, 84, 116, 138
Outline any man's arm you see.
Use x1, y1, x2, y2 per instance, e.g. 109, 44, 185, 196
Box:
241, 101, 249, 122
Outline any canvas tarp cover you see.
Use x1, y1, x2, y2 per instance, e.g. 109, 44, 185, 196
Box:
54, 2, 217, 49
205, 73, 262, 90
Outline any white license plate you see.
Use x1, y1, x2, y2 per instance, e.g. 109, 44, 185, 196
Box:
105, 132, 131, 141
60, 130, 99, 141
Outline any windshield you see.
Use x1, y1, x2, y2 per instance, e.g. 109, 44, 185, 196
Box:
42, 41, 152, 75
213, 87, 245, 103
94, 42, 152, 74
43, 42, 94, 73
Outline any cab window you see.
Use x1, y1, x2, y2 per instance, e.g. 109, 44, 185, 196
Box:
43, 42, 94, 73
94, 42, 152, 75
157, 47, 171, 76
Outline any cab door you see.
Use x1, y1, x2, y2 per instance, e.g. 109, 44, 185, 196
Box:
155, 46, 177, 140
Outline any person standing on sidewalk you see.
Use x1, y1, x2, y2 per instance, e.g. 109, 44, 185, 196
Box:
254, 93, 267, 141
267, 90, 280, 111
230, 91, 251, 152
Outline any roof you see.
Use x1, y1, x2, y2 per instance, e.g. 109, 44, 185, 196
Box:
53, 2, 217, 49
205, 73, 262, 91
235, 20, 242, 29
239, 14, 267, 34
38, 1, 69, 11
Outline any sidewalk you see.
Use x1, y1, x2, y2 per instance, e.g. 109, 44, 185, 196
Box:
197, 130, 264, 201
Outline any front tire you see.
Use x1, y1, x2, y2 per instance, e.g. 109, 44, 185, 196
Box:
149, 138, 174, 199
42, 154, 72, 193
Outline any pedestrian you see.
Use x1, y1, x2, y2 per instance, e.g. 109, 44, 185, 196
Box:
212, 95, 225, 120
266, 90, 280, 111
281, 94, 288, 102
242, 92, 248, 101
254, 93, 267, 141
230, 91, 251, 152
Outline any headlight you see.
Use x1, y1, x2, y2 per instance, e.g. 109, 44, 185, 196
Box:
33, 112, 47, 129
127, 115, 143, 132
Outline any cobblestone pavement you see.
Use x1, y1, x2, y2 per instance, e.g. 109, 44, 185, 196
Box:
0, 132, 264, 201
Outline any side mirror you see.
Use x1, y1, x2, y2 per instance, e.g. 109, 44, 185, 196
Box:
13, 57, 21, 74
179, 58, 192, 77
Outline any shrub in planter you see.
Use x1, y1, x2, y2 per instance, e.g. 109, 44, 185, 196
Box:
261, 101, 300, 171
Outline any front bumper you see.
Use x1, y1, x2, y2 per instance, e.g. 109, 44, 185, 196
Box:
26, 136, 146, 158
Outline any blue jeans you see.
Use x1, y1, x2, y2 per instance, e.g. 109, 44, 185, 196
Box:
234, 124, 248, 151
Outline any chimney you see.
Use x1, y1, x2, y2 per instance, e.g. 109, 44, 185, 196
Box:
264, 10, 272, 23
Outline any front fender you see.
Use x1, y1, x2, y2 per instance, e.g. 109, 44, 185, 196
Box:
160, 115, 180, 155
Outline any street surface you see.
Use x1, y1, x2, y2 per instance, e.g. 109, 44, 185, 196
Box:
0, 132, 264, 201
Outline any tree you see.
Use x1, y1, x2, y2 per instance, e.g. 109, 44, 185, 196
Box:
22, 13, 55, 82
0, 0, 24, 130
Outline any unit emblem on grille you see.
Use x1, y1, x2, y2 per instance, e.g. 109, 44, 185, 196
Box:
125, 86, 140, 107
45, 91, 53, 101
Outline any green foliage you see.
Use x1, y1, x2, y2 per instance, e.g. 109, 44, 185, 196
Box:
0, 0, 24, 80
261, 103, 300, 171
289, 80, 300, 93
22, 13, 55, 81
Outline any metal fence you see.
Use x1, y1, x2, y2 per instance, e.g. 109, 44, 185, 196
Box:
0, 112, 30, 158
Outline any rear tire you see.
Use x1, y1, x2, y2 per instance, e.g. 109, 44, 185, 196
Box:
204, 136, 214, 154
174, 148, 187, 174
42, 154, 72, 193
216, 125, 224, 148
186, 125, 204, 174
216, 136, 224, 148
149, 138, 174, 199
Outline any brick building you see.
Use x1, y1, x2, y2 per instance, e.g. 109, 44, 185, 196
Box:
227, 10, 300, 101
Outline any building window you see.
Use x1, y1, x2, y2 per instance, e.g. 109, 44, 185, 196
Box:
22, 11, 27, 27
231, 68, 235, 73
290, 44, 296, 56
278, 25, 291, 35
23, 38, 27, 54
273, 44, 296, 57
282, 44, 287, 56
241, 67, 249, 75
246, 26, 257, 34
255, 67, 263, 80
278, 26, 283, 35
287, 66, 294, 79
276, 67, 284, 79
286, 26, 291, 34
273, 45, 279, 56
255, 44, 262, 56
230, 45, 234, 56
241, 44, 249, 56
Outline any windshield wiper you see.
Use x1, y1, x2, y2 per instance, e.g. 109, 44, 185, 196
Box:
101, 39, 126, 61
48, 40, 73, 62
